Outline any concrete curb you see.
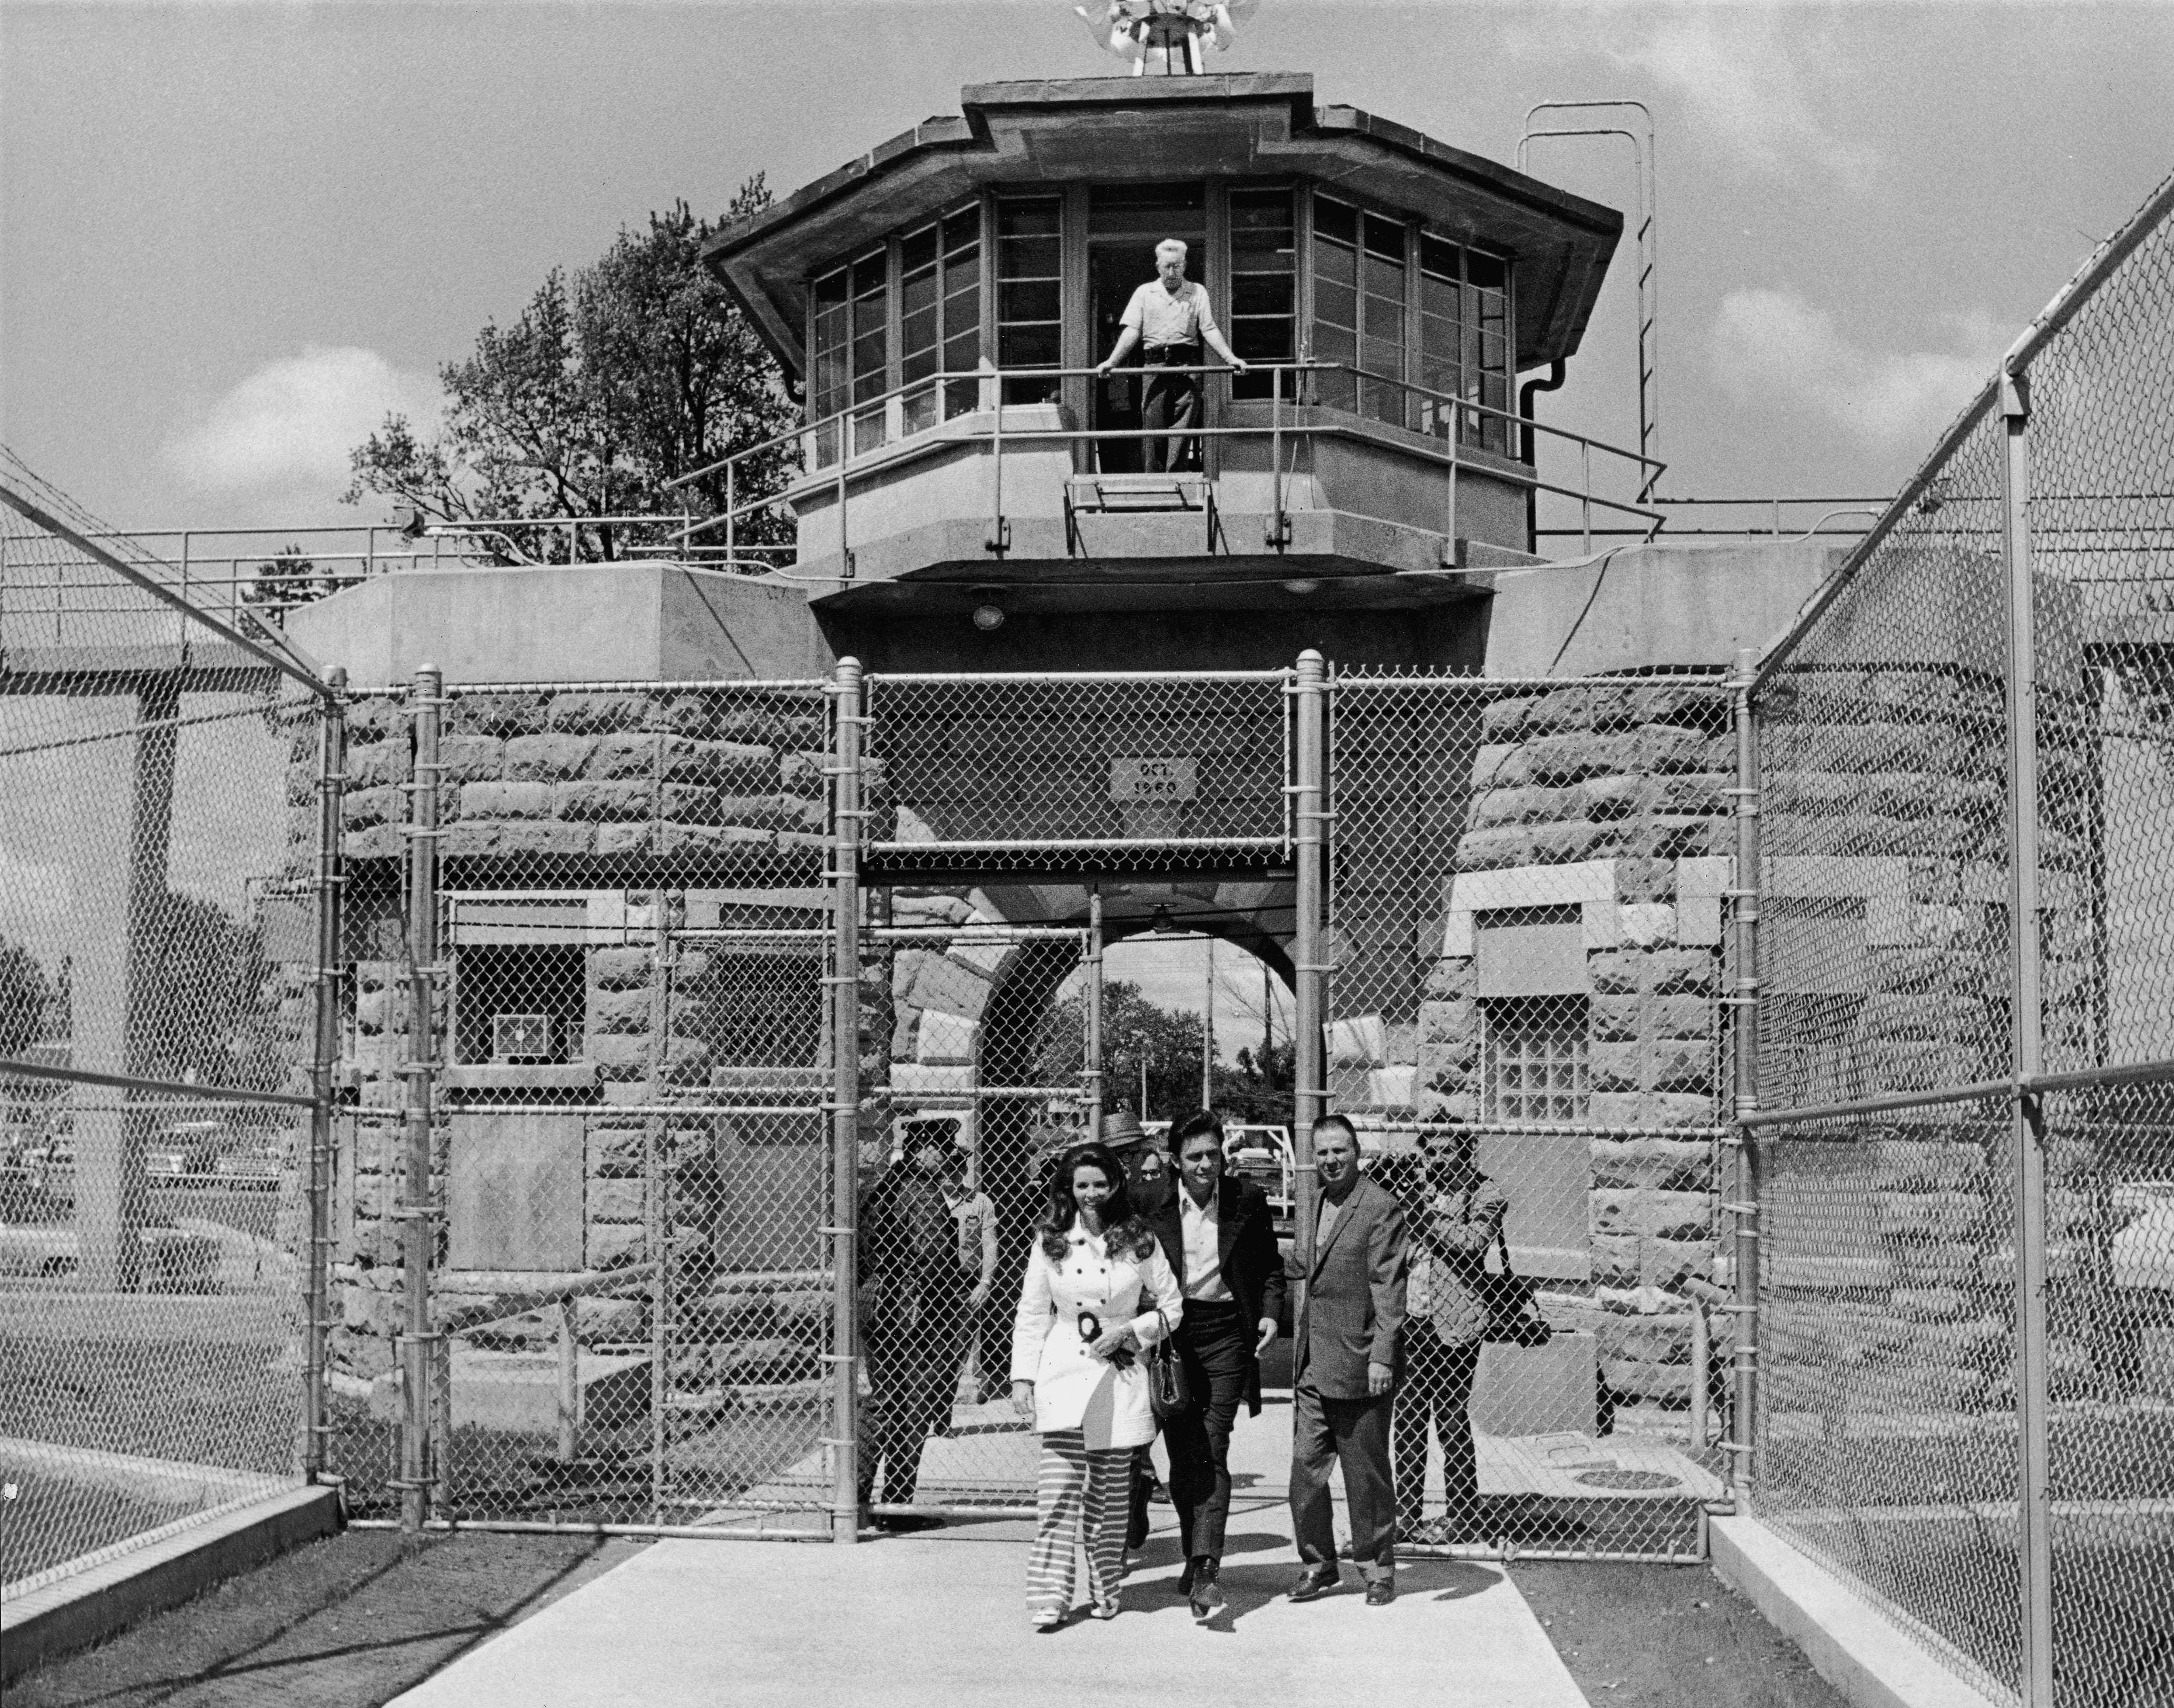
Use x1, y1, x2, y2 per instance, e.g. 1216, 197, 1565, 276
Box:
1, 1482, 343, 1683
1710, 1512, 2004, 1708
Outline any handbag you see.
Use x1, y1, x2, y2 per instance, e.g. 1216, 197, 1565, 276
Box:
1477, 1226, 1553, 1347
1147, 1308, 1191, 1420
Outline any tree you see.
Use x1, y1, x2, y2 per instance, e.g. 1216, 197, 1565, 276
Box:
244, 546, 331, 619
345, 178, 799, 565
136, 895, 287, 1093
0, 939, 53, 1058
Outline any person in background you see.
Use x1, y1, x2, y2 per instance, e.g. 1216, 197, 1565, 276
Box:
1141, 1109, 1287, 1620
937, 1141, 1000, 1424
1396, 1127, 1508, 1544
858, 1124, 969, 1530
1102, 1111, 1176, 1547
1010, 1142, 1182, 1629
1287, 1113, 1409, 1606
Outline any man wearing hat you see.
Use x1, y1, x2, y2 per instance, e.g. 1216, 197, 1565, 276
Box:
1100, 1110, 1176, 1547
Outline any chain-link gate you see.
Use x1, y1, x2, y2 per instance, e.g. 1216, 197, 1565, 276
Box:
1744, 167, 2174, 1707
1325, 669, 1739, 1563
0, 450, 338, 1598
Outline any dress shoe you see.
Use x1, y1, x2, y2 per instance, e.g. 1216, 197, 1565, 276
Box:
1287, 1565, 1341, 1603
1188, 1563, 1226, 1622
1365, 1579, 1397, 1607
1177, 1558, 1197, 1595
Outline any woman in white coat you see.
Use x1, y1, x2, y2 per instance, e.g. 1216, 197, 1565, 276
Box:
1011, 1140, 1182, 1629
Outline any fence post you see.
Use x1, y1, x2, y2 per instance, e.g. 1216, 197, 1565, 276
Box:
399, 664, 443, 1534
645, 891, 675, 1516
1085, 886, 1105, 1137
1292, 650, 1327, 1279
2001, 367, 2055, 1708
304, 669, 348, 1485
1726, 646, 1762, 1502
828, 658, 865, 1542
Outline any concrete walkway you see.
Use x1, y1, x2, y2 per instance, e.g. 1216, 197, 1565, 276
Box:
391, 1400, 1589, 1708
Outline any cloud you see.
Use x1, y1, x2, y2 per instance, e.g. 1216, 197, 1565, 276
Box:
1709, 289, 2013, 455
166, 345, 438, 493
1521, 12, 1874, 187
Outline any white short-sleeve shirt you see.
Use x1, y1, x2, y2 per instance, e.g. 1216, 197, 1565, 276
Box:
1121, 279, 1220, 349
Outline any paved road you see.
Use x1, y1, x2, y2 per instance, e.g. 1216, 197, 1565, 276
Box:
392, 1403, 1589, 1708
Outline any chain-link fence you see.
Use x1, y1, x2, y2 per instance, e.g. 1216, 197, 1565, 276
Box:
0, 450, 336, 1597
1326, 671, 1738, 1563
1744, 168, 2174, 1706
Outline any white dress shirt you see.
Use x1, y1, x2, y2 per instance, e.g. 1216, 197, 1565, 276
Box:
1121, 279, 1221, 349
1179, 1186, 1234, 1303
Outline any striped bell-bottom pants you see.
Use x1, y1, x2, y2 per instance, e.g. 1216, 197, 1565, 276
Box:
1027, 1430, 1131, 1619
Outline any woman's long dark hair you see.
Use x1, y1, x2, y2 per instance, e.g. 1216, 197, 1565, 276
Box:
1037, 1141, 1157, 1263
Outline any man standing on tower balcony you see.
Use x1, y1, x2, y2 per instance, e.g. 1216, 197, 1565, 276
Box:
1096, 238, 1247, 473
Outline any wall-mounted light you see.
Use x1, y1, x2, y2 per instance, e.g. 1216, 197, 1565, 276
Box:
1150, 904, 1176, 934
972, 603, 1005, 632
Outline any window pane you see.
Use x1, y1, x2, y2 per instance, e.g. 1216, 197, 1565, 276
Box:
1362, 251, 1405, 302
1314, 235, 1356, 289
901, 224, 938, 276
1363, 211, 1405, 260
851, 251, 886, 298
1232, 274, 1293, 318
814, 267, 849, 313
900, 269, 937, 321
998, 236, 1061, 278
998, 279, 1060, 324
998, 200, 1061, 238
1314, 195, 1357, 247
1313, 279, 1357, 332
1467, 249, 1506, 292
1420, 271, 1459, 323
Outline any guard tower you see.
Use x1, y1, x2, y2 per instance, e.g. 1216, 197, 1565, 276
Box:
700, 70, 1632, 673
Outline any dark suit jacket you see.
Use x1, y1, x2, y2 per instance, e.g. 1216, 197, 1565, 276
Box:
1144, 1176, 1290, 1414
1291, 1176, 1409, 1402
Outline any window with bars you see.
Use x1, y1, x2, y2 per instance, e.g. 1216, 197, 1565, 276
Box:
1228, 187, 1294, 401
1481, 997, 1589, 1123
996, 197, 1063, 404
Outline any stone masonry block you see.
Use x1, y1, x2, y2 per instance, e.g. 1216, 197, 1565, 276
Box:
446, 693, 551, 737
587, 1122, 645, 1178
437, 822, 501, 857
587, 1222, 646, 1268
1481, 697, 1537, 739
1524, 732, 1642, 784
1646, 1092, 1716, 1126
1646, 1041, 1714, 1092
1644, 950, 1715, 994
1419, 998, 1474, 1042
496, 820, 595, 857
590, 947, 653, 990
1587, 953, 1644, 996
437, 734, 504, 784
587, 987, 652, 1035
344, 786, 403, 829
655, 823, 771, 857
1471, 787, 1580, 829
908, 953, 992, 1020
588, 1033, 650, 1079
1521, 686, 1591, 733
550, 692, 652, 734
504, 733, 599, 781
1590, 1137, 1713, 1191
596, 823, 651, 856
461, 781, 553, 819
1590, 996, 1644, 1041
662, 737, 777, 790
1423, 958, 1476, 999
589, 1179, 644, 1223
555, 781, 654, 821
1581, 775, 1654, 821
1455, 828, 1532, 870
587, 732, 658, 780
1589, 1044, 1642, 1093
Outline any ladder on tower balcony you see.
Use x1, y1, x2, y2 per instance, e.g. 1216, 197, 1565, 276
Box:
1063, 471, 1222, 557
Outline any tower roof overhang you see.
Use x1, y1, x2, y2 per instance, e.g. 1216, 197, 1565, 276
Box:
705, 73, 1623, 380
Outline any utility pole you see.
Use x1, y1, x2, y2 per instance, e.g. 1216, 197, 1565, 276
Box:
1201, 938, 1215, 1112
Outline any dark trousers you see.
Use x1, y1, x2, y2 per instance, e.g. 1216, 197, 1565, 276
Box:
1164, 1299, 1251, 1561
859, 1293, 964, 1506
1141, 343, 1202, 473
1290, 1376, 1396, 1580
1395, 1329, 1481, 1530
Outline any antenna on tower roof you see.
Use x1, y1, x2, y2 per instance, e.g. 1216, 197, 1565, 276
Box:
1073, 1, 1259, 76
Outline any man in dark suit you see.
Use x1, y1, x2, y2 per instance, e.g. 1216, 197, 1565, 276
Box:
1142, 1109, 1288, 1620
1288, 1113, 1409, 1606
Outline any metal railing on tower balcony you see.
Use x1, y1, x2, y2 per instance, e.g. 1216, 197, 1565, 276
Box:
665, 359, 1668, 573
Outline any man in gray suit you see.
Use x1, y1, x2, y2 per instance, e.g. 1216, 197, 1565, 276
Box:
1287, 1114, 1409, 1606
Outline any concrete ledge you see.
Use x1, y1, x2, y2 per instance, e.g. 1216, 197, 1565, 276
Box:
2, 1482, 342, 1683
1711, 1512, 2005, 1708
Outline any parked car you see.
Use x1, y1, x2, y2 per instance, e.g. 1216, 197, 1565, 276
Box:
1224, 1124, 1295, 1237
145, 1121, 226, 1179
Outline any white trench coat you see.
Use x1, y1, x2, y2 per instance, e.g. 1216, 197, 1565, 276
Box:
1010, 1225, 1182, 1451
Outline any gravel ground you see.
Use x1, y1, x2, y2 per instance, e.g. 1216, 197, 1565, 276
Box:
1515, 1558, 1850, 1708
